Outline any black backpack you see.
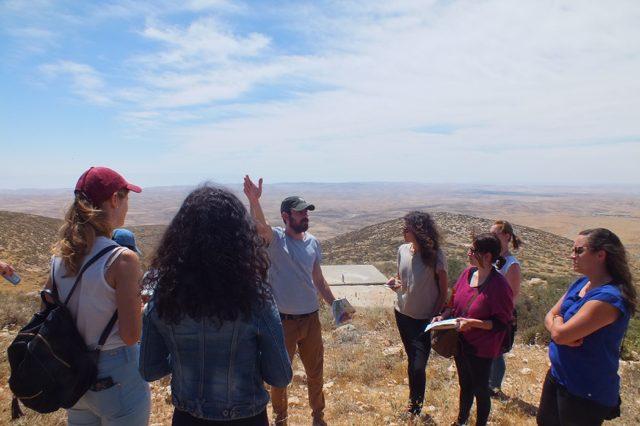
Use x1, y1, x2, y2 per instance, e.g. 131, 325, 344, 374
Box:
7, 246, 119, 418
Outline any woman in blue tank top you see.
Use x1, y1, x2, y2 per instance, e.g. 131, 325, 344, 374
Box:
537, 228, 636, 426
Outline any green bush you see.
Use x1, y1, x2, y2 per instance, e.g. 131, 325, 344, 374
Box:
447, 257, 467, 288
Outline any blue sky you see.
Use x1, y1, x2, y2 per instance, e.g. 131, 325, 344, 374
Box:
1, 0, 639, 189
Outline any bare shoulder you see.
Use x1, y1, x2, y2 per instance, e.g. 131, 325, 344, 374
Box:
105, 249, 141, 288
113, 249, 141, 269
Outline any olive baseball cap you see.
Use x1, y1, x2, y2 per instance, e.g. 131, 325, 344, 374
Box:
280, 196, 315, 213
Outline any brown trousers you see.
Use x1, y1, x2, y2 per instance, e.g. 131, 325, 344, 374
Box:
271, 312, 325, 423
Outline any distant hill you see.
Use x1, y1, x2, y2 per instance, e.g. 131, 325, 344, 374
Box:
1, 209, 574, 290
0, 211, 166, 289
323, 212, 574, 278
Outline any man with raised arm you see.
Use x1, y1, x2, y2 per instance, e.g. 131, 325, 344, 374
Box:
243, 175, 336, 426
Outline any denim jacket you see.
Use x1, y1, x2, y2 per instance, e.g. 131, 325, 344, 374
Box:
139, 297, 292, 421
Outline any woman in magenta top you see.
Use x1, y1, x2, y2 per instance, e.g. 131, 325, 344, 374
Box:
436, 233, 513, 426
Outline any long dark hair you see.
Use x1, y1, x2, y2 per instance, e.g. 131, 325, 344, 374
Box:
579, 228, 636, 316
403, 211, 440, 267
148, 184, 271, 324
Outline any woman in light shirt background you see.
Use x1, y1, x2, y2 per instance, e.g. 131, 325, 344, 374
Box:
488, 220, 522, 397
386, 211, 448, 422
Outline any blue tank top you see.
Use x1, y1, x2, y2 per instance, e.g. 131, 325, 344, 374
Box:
549, 276, 629, 407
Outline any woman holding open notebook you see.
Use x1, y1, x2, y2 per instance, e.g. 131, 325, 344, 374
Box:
433, 233, 513, 426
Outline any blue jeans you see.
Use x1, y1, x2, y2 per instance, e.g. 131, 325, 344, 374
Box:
68, 345, 150, 426
488, 354, 506, 390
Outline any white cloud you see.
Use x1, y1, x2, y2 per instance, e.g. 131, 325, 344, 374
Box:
39, 61, 112, 105
4, 0, 640, 186
137, 17, 271, 68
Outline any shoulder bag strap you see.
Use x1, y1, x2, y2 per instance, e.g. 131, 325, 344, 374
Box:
459, 290, 481, 317
459, 267, 497, 317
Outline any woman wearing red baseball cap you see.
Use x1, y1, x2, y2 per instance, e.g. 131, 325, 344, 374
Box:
43, 166, 150, 425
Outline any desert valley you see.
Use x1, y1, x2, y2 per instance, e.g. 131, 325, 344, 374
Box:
1, 182, 639, 425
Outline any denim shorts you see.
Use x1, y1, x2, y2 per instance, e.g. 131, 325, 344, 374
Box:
68, 345, 150, 426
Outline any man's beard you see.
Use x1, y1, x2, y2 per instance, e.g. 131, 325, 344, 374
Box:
289, 217, 309, 233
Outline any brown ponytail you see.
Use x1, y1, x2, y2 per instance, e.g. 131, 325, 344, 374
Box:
494, 220, 522, 250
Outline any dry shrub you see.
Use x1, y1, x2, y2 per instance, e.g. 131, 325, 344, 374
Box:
0, 304, 637, 426
0, 291, 40, 329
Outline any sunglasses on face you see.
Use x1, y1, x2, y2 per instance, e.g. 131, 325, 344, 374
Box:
468, 246, 478, 254
572, 246, 589, 255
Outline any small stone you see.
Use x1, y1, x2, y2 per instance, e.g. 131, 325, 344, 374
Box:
289, 396, 301, 405
383, 346, 403, 357
520, 368, 532, 375
292, 370, 307, 384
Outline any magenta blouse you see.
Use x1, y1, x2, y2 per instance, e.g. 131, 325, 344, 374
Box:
452, 266, 514, 358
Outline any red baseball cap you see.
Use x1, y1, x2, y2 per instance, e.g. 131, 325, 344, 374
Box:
75, 167, 142, 206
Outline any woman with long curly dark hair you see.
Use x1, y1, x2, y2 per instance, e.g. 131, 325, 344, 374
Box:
386, 211, 448, 421
537, 228, 636, 426
139, 184, 292, 426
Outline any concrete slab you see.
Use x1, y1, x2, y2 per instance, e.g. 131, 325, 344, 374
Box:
331, 285, 397, 308
321, 264, 388, 286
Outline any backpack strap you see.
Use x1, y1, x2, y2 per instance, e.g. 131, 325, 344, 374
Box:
51, 245, 120, 350
51, 245, 119, 306
96, 311, 119, 350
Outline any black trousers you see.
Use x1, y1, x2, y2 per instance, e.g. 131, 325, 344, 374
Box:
172, 408, 268, 426
454, 348, 493, 426
537, 370, 614, 426
394, 309, 432, 414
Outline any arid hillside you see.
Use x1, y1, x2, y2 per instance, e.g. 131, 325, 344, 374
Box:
0, 209, 573, 290
0, 211, 638, 425
322, 213, 573, 278
0, 211, 165, 291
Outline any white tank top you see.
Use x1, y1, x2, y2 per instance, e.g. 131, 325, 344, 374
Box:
499, 255, 520, 275
52, 236, 128, 350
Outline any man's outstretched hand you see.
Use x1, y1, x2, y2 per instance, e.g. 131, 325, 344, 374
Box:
243, 175, 263, 203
